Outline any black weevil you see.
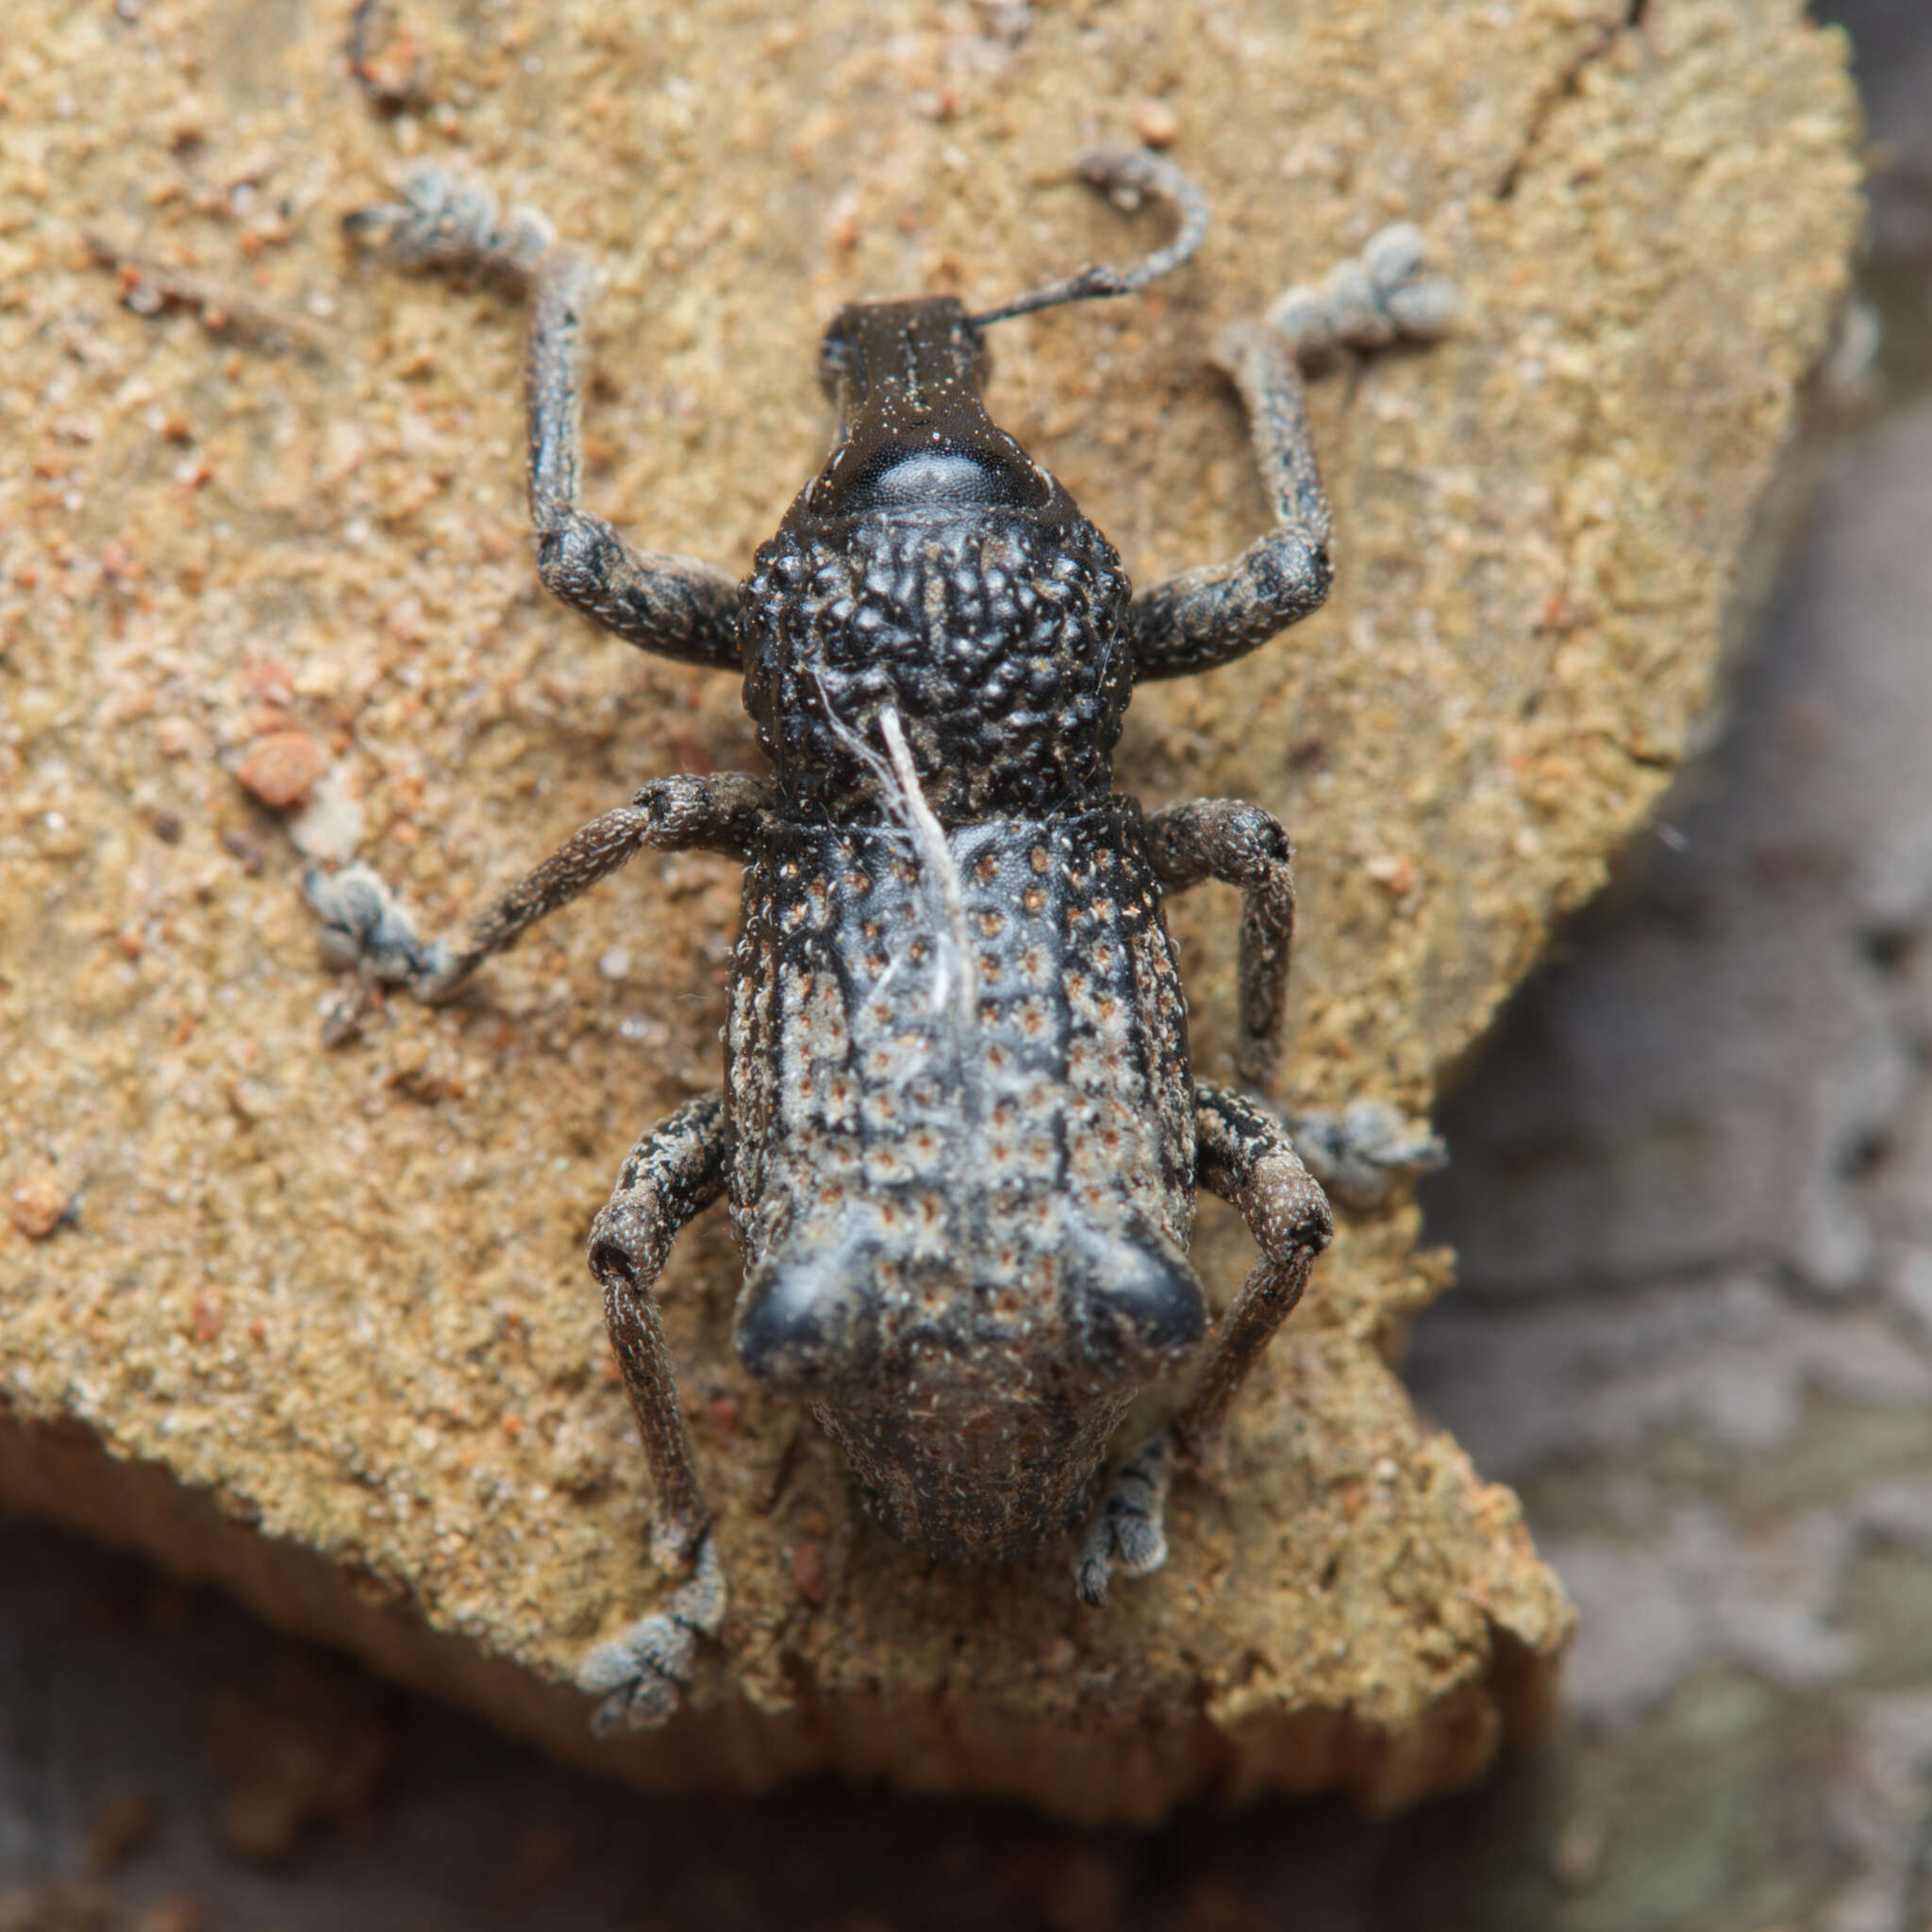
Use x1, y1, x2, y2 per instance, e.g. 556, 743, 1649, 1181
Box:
308, 149, 1452, 1730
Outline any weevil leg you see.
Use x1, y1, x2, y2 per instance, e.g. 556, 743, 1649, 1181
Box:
1125, 321, 1331, 682
1127, 225, 1457, 682
578, 1091, 731, 1733
344, 166, 743, 671
1266, 222, 1460, 370
1077, 1084, 1331, 1607
580, 1531, 725, 1735
1285, 1097, 1448, 1208
1146, 798, 1296, 1091
1148, 804, 1441, 1190
1074, 1431, 1175, 1607
304, 771, 768, 1026
590, 1091, 730, 1569
1174, 1083, 1334, 1458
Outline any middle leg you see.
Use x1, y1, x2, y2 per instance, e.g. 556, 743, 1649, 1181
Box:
1143, 799, 1444, 1191
305, 770, 769, 1024
1146, 797, 1296, 1090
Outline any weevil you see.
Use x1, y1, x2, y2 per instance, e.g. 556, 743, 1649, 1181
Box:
308, 149, 1453, 1731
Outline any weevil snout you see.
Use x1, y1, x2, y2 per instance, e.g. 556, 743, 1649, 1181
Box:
806, 297, 1056, 523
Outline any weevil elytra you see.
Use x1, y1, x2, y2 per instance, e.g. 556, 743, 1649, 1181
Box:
307, 149, 1453, 1731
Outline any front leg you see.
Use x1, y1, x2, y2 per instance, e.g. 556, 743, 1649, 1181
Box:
304, 771, 768, 1024
1127, 323, 1331, 683
344, 168, 743, 671
1128, 225, 1457, 682
1078, 1084, 1331, 1607
1146, 798, 1296, 1090
578, 1092, 731, 1733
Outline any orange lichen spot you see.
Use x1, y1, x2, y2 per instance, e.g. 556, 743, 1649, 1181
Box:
791, 1539, 828, 1607
8, 1172, 72, 1240
235, 729, 324, 809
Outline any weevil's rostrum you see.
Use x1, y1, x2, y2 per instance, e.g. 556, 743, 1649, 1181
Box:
310, 148, 1455, 1732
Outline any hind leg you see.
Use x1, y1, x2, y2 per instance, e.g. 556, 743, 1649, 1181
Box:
1076, 1084, 1332, 1607
575, 1093, 731, 1733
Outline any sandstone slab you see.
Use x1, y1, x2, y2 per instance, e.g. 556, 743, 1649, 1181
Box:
0, 0, 1858, 1820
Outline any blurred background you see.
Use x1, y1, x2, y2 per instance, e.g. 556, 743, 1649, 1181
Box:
6, 2, 1929, 1925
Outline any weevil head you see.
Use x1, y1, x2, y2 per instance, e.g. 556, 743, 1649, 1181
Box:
737, 1209, 1206, 1566
740, 295, 1132, 824
802, 298, 1063, 525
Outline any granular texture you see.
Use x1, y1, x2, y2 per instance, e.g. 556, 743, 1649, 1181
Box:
0, 0, 1859, 1819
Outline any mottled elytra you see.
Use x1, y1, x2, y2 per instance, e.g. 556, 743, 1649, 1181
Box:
309, 148, 1453, 1732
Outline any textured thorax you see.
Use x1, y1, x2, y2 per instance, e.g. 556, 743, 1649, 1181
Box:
739, 507, 1131, 821
723, 806, 1204, 1560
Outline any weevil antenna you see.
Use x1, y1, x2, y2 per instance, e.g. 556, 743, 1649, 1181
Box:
968, 146, 1210, 330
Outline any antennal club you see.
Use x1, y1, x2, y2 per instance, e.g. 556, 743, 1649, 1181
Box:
969, 145, 1211, 329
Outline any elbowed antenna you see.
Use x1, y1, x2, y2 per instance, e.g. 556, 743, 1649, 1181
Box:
969, 146, 1211, 330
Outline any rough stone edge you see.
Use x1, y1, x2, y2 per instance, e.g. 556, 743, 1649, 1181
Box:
0, 1404, 1560, 1825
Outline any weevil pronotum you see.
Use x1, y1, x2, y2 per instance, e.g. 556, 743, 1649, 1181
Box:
308, 148, 1453, 1731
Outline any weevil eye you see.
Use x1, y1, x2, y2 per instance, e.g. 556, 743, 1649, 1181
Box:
818, 439, 1048, 518
736, 1241, 878, 1391
816, 326, 851, 399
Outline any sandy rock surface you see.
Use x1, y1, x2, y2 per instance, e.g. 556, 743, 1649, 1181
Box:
1, 0, 1857, 1818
